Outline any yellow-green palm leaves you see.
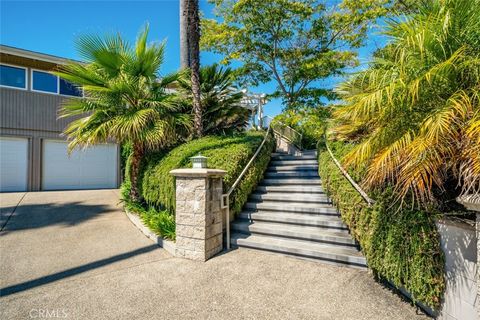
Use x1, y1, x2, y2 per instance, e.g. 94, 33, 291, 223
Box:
332, 0, 480, 206
55, 25, 191, 200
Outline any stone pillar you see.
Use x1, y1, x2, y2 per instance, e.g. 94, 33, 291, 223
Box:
170, 168, 226, 261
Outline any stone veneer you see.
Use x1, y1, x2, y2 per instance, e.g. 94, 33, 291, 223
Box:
170, 168, 226, 261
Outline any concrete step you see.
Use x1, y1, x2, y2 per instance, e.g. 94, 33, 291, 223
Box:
272, 154, 317, 161
271, 152, 292, 157
265, 171, 319, 178
260, 178, 321, 186
270, 160, 318, 166
238, 211, 345, 229
250, 193, 330, 204
232, 221, 355, 246
231, 233, 367, 268
267, 165, 318, 172
245, 201, 339, 215
255, 186, 325, 194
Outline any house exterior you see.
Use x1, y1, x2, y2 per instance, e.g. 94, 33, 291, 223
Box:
0, 45, 120, 192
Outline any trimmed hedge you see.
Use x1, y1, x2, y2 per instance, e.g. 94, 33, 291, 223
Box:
318, 141, 445, 310
125, 130, 273, 212
122, 131, 274, 239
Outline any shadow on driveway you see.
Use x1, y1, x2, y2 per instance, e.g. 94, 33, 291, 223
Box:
0, 244, 158, 297
1, 202, 116, 234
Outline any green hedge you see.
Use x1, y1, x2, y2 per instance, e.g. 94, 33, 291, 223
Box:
318, 141, 445, 310
136, 130, 273, 213
122, 131, 274, 239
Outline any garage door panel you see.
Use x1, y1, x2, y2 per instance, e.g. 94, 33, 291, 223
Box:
0, 137, 28, 192
42, 140, 117, 190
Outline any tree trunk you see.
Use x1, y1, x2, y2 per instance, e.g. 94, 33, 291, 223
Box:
179, 0, 190, 68
129, 143, 144, 202
187, 0, 203, 137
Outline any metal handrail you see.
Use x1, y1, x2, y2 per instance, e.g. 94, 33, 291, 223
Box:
264, 115, 303, 150
324, 142, 375, 207
221, 125, 273, 249
264, 115, 302, 136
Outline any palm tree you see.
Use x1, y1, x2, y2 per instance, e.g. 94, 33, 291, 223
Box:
179, 64, 249, 135
184, 0, 203, 137
179, 0, 190, 69
332, 0, 480, 207
55, 25, 191, 201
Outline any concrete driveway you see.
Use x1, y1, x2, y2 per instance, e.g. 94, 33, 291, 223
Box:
0, 190, 428, 320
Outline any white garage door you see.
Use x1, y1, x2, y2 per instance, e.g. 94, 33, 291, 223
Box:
43, 140, 118, 190
0, 137, 29, 192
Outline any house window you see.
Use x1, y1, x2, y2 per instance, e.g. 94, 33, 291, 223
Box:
31, 69, 82, 97
0, 64, 27, 89
59, 78, 82, 97
32, 70, 58, 93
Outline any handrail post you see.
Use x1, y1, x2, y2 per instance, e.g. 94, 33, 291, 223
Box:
226, 197, 230, 250
221, 194, 230, 250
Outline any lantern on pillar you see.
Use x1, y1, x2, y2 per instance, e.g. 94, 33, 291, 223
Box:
190, 154, 208, 169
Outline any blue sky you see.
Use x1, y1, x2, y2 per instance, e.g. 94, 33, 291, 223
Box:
0, 0, 386, 116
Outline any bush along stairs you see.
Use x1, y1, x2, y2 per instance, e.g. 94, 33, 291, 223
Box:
231, 150, 367, 269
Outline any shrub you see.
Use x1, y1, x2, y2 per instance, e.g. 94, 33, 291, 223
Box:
140, 130, 274, 215
318, 141, 445, 310
123, 198, 176, 241
121, 130, 274, 238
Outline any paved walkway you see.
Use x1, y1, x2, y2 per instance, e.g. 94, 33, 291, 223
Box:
0, 190, 428, 319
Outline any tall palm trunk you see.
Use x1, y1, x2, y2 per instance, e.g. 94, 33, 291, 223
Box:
186, 0, 203, 137
130, 143, 144, 202
179, 0, 189, 68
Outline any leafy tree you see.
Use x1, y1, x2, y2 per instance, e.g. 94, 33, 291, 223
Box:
179, 64, 250, 135
274, 107, 330, 149
337, 0, 421, 21
332, 0, 480, 207
55, 26, 191, 201
202, 0, 383, 109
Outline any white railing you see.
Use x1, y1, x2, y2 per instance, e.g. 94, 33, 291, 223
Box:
324, 142, 375, 206
221, 124, 272, 250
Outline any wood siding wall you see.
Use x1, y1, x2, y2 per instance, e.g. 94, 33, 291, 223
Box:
1, 87, 70, 133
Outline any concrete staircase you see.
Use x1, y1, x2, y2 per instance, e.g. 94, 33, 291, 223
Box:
231, 150, 367, 269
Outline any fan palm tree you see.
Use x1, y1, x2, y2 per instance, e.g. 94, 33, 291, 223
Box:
332, 0, 480, 207
179, 64, 249, 135
55, 25, 191, 201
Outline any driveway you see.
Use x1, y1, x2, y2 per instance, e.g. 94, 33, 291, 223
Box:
0, 190, 427, 319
